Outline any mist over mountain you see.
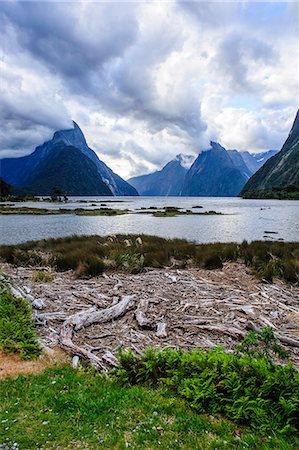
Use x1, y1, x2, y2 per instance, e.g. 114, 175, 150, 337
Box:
0, 122, 138, 196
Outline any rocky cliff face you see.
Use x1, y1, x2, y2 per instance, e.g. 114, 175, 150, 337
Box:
0, 122, 138, 196
128, 154, 195, 196
241, 110, 299, 196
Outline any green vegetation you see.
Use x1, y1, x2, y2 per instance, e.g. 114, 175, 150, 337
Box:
242, 186, 299, 200
75, 207, 130, 216
31, 270, 54, 283
152, 207, 222, 217
114, 340, 299, 436
0, 206, 130, 216
0, 235, 298, 282
0, 365, 297, 449
0, 278, 40, 359
0, 204, 222, 217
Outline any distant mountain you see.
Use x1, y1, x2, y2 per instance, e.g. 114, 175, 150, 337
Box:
22, 143, 113, 196
181, 142, 253, 197
239, 150, 278, 173
241, 110, 299, 197
0, 122, 138, 196
128, 154, 195, 196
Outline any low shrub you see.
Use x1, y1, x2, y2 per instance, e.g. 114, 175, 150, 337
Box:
75, 256, 105, 278
0, 280, 40, 359
203, 254, 223, 269
114, 337, 299, 435
113, 252, 145, 273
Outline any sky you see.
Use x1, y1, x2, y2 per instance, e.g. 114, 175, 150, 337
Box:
1, 0, 298, 179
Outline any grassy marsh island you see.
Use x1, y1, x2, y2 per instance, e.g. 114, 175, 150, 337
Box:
0, 205, 224, 217
0, 206, 131, 216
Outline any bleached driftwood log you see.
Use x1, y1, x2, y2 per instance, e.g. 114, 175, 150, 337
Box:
59, 295, 136, 370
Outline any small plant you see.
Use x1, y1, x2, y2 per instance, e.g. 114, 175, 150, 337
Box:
32, 270, 53, 283
113, 253, 145, 273
236, 326, 289, 360
0, 279, 40, 359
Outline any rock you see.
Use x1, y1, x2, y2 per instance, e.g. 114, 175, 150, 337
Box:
32, 298, 46, 310
72, 355, 80, 368
240, 305, 255, 315
10, 286, 25, 299
156, 322, 167, 338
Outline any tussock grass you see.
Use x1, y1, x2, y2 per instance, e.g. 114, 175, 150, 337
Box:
0, 235, 298, 282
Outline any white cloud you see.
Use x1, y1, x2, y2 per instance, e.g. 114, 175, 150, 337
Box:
0, 0, 298, 178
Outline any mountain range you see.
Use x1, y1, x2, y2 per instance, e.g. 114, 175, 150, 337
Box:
241, 109, 299, 197
129, 144, 278, 197
128, 154, 195, 196
0, 122, 138, 196
1, 110, 297, 198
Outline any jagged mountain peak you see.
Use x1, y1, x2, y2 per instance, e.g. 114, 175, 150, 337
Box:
1, 121, 138, 196
209, 141, 226, 151
52, 120, 88, 151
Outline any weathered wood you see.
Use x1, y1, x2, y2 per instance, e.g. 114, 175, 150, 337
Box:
185, 324, 246, 339
135, 299, 153, 328
156, 322, 167, 338
59, 295, 136, 370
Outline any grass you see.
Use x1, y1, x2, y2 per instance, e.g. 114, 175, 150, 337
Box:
0, 234, 298, 282
0, 278, 40, 360
32, 270, 53, 283
0, 365, 297, 449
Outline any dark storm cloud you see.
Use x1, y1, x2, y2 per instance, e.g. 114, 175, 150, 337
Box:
1, 0, 208, 156
1, 2, 139, 79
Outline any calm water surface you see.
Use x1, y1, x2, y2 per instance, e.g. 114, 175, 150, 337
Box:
1, 196, 298, 244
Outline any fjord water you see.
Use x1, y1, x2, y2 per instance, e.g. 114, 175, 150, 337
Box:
1, 196, 298, 245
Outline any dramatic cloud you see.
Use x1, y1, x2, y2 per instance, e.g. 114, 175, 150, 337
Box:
0, 1, 298, 177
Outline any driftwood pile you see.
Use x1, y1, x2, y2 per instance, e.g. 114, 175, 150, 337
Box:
2, 262, 299, 370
